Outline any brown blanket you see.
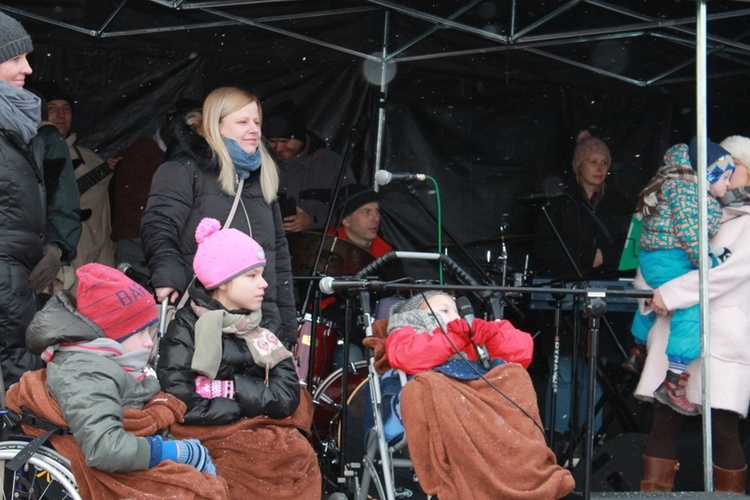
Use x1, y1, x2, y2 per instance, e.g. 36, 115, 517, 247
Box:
401, 363, 575, 499
6, 369, 228, 500
170, 388, 321, 499
361, 317, 392, 374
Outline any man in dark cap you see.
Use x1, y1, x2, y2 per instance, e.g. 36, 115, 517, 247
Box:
316, 184, 399, 369
264, 100, 355, 233
329, 184, 392, 257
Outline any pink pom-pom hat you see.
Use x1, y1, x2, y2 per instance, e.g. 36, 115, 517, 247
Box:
193, 217, 267, 290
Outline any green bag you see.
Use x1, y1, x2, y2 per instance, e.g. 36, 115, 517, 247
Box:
618, 215, 642, 271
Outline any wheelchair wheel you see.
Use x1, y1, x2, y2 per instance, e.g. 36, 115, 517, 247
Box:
0, 441, 80, 500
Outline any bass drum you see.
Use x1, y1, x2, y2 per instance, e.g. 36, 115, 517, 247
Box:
312, 360, 369, 446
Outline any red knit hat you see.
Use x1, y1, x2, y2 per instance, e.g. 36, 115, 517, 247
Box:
75, 263, 158, 342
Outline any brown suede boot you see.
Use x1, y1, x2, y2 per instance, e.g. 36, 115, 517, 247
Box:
714, 464, 747, 493
640, 455, 679, 492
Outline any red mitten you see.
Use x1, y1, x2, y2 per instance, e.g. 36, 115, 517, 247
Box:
446, 317, 471, 344
470, 318, 498, 346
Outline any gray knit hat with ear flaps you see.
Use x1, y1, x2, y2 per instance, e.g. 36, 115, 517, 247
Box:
0, 12, 32, 64
387, 291, 449, 334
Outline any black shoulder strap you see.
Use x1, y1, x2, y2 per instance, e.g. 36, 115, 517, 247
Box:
3, 407, 70, 472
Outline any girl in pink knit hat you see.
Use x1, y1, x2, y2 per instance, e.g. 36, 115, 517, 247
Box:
156, 217, 321, 497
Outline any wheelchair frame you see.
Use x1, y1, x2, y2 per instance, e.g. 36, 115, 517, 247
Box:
342, 289, 415, 500
0, 399, 80, 500
0, 299, 173, 500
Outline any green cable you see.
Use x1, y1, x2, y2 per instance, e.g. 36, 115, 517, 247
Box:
429, 177, 444, 285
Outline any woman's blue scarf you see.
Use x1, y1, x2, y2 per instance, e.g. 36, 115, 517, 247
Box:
222, 136, 261, 179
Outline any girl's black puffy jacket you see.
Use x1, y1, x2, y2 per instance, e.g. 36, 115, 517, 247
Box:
156, 286, 300, 425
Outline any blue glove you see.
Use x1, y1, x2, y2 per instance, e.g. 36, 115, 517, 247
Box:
147, 435, 217, 475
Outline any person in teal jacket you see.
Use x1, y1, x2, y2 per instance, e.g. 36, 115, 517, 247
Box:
28, 88, 81, 290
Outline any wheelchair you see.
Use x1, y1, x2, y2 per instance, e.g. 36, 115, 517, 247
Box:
0, 299, 178, 500
314, 251, 497, 499
0, 388, 80, 500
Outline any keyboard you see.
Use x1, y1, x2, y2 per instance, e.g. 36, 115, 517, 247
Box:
529, 278, 638, 313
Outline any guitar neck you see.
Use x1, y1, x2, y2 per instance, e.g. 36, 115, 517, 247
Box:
77, 162, 112, 195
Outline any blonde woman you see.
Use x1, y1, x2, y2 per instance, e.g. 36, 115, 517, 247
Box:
141, 87, 297, 348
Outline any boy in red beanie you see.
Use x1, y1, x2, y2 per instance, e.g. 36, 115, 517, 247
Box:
14, 263, 224, 497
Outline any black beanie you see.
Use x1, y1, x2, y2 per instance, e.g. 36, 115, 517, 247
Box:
264, 100, 307, 140
35, 80, 74, 108
0, 12, 33, 64
335, 184, 380, 219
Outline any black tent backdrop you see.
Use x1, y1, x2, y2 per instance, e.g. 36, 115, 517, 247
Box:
3, 2, 750, 495
3, 0, 750, 276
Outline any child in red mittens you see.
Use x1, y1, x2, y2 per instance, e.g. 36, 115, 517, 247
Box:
384, 291, 533, 375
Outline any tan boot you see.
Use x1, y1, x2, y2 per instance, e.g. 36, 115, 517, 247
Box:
640, 455, 679, 492
713, 464, 747, 493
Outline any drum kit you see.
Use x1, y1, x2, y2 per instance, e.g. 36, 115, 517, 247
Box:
285, 229, 541, 497
286, 231, 380, 384
285, 232, 379, 442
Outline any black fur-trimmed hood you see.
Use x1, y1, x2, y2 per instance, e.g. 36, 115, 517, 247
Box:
163, 115, 216, 172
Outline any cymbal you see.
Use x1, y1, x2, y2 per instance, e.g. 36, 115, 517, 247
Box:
286, 231, 376, 277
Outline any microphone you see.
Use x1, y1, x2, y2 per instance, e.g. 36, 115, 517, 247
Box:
516, 191, 564, 201
456, 296, 491, 369
319, 276, 387, 295
117, 263, 153, 293
374, 170, 427, 186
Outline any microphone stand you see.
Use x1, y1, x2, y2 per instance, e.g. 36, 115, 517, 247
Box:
403, 184, 524, 321
548, 283, 565, 449
298, 119, 366, 391
336, 292, 356, 484
540, 200, 584, 457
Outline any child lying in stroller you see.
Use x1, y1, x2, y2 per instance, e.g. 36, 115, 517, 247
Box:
377, 291, 574, 500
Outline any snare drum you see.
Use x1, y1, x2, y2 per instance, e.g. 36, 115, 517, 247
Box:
294, 314, 339, 386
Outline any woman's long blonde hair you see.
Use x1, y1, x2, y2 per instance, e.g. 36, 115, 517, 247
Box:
188, 87, 278, 203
